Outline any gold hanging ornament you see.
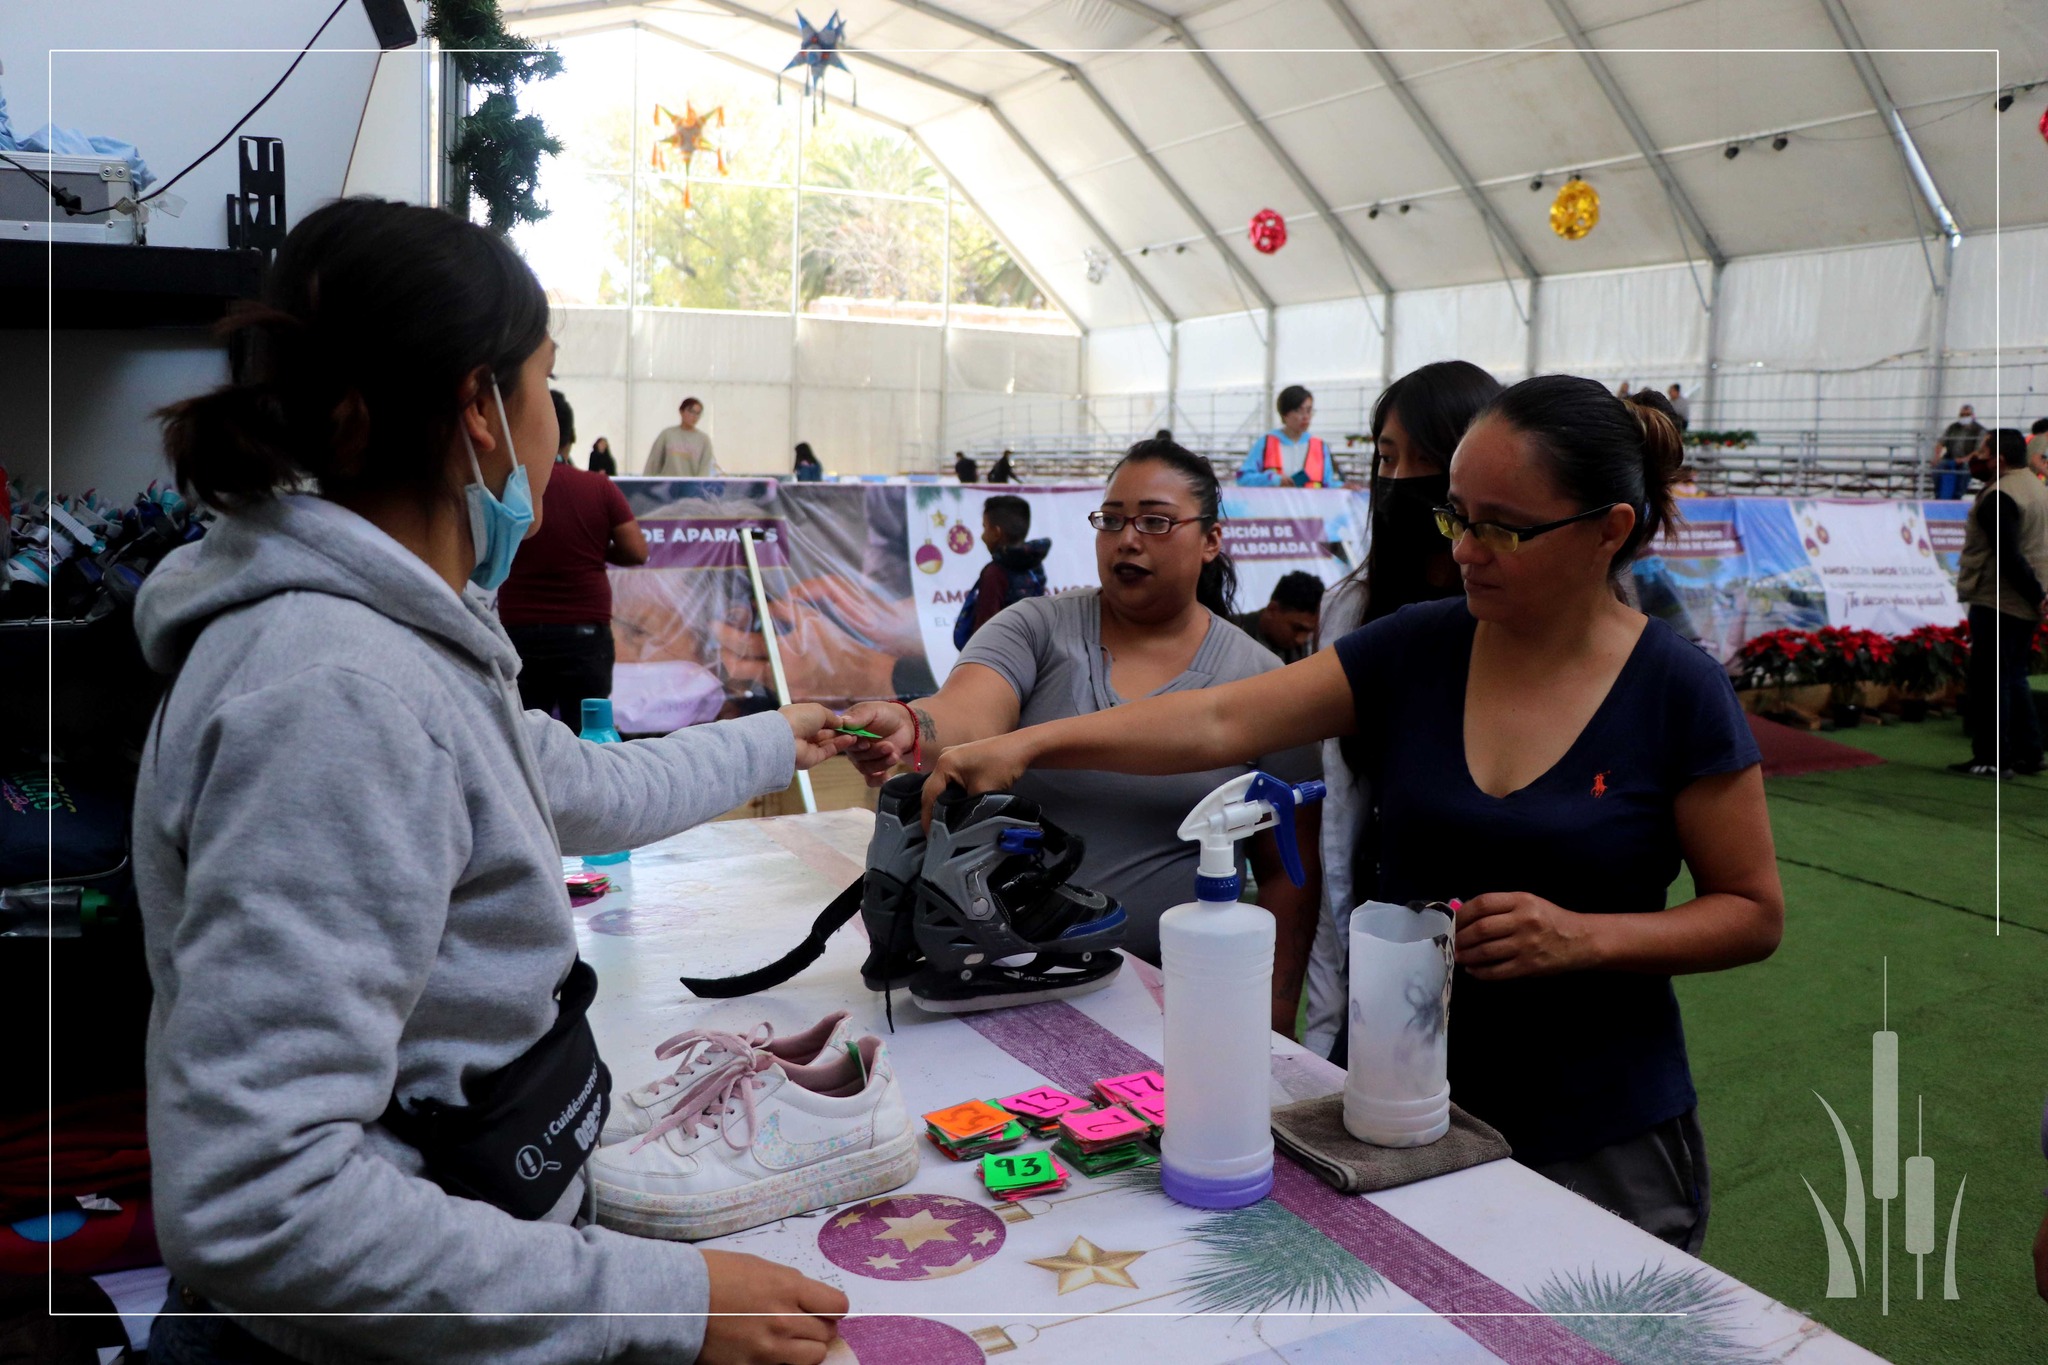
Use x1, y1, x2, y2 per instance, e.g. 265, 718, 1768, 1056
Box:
1549, 177, 1599, 240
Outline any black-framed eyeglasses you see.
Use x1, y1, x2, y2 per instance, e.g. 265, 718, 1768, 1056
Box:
1432, 502, 1619, 553
1088, 510, 1206, 535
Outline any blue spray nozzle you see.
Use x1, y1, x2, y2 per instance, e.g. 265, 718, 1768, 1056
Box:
1243, 773, 1325, 887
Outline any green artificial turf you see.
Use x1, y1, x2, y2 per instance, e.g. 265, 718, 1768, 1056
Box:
1675, 715, 2048, 1363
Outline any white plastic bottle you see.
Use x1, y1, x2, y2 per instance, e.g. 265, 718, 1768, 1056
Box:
1159, 772, 1325, 1209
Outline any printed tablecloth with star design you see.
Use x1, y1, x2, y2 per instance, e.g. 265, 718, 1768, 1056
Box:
576, 810, 1883, 1365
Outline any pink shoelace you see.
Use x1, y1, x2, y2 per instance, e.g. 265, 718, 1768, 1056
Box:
637, 1023, 773, 1099
632, 1051, 777, 1155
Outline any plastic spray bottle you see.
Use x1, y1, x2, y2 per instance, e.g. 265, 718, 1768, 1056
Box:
579, 699, 632, 871
1159, 771, 1325, 1209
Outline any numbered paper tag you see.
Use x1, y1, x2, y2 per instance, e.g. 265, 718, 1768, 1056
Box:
1095, 1070, 1166, 1106
923, 1100, 1013, 1141
999, 1086, 1090, 1120
979, 1149, 1058, 1193
1126, 1094, 1166, 1128
1059, 1106, 1149, 1145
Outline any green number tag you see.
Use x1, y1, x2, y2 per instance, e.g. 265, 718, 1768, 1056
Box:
980, 1149, 1055, 1192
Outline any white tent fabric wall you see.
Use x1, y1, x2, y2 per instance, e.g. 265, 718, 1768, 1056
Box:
548, 308, 1082, 475
1390, 283, 1532, 384
1537, 265, 1710, 381
1946, 227, 2048, 429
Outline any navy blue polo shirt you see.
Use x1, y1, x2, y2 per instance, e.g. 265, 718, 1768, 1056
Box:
1333, 598, 1761, 1164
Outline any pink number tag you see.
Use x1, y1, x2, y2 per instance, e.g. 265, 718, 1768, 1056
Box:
1060, 1106, 1148, 1144
999, 1086, 1089, 1120
1127, 1094, 1166, 1128
1095, 1070, 1166, 1106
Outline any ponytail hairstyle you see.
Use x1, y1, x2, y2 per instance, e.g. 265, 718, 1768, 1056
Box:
1478, 374, 1684, 576
160, 197, 552, 511
1109, 438, 1238, 618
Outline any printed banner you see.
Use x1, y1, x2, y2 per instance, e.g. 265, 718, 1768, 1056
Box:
902, 485, 1103, 683
1789, 499, 1962, 634
595, 483, 1974, 729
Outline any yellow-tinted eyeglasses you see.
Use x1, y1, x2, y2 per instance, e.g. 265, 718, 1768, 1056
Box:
1432, 503, 1619, 553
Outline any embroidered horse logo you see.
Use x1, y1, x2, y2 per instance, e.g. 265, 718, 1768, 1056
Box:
1591, 772, 1609, 798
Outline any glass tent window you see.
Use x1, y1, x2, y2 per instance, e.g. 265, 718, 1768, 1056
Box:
512, 28, 1066, 332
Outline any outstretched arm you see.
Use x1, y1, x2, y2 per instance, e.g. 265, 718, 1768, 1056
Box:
918, 648, 1355, 821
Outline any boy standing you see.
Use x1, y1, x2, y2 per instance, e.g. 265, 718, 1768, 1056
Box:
954, 494, 1049, 647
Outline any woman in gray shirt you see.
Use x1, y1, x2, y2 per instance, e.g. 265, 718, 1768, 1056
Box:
844, 441, 1318, 1025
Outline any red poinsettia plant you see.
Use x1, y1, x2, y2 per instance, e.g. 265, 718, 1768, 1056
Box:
1808, 626, 1895, 707
1732, 628, 1817, 694
1890, 622, 1970, 697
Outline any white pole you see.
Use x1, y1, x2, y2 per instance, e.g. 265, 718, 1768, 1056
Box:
741, 527, 815, 814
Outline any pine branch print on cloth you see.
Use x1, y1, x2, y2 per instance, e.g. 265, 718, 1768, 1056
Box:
1529, 1264, 1768, 1365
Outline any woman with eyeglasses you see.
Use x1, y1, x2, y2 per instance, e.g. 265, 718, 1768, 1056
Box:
839, 440, 1319, 995
908, 377, 1783, 1252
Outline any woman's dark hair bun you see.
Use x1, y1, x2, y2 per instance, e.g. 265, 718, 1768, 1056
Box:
160, 197, 551, 511
1480, 374, 1686, 574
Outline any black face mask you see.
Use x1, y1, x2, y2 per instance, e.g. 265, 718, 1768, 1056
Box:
1365, 471, 1456, 622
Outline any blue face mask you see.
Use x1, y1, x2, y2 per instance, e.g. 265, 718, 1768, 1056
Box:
461, 379, 534, 591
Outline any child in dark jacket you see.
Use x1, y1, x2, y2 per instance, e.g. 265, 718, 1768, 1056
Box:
954, 494, 1049, 647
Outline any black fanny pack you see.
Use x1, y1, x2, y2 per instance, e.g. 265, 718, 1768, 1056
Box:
381, 958, 611, 1220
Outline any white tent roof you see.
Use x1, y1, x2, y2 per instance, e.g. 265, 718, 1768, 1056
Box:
506, 0, 2044, 330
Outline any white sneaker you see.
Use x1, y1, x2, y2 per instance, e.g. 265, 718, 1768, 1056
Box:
590, 1036, 918, 1241
601, 1011, 853, 1145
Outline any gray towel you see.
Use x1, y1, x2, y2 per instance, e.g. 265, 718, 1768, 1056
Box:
1271, 1094, 1511, 1195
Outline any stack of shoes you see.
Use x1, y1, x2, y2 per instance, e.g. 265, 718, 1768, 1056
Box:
601, 1012, 853, 1146
591, 1033, 917, 1241
921, 1100, 1026, 1161
1051, 1106, 1159, 1177
978, 1149, 1069, 1202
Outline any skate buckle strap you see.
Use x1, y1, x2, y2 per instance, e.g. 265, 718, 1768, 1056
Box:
633, 1052, 775, 1154
678, 877, 866, 998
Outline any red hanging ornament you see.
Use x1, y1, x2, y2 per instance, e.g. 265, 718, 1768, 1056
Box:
1248, 208, 1287, 254
2039, 102, 2048, 146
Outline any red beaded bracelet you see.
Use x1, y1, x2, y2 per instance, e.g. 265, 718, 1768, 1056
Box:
893, 700, 924, 773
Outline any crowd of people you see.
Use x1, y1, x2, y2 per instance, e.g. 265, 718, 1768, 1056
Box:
128, 197, 2041, 1364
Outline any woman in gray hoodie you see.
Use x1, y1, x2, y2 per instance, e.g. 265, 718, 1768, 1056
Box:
137, 199, 850, 1365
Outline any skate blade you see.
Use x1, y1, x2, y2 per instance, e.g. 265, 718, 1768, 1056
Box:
909, 960, 1122, 1014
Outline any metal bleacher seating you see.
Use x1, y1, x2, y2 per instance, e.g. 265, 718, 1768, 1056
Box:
964, 431, 1936, 500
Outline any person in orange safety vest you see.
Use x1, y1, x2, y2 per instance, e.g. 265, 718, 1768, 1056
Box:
1237, 384, 1329, 487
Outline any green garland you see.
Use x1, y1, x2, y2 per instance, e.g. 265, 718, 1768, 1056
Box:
1683, 428, 1759, 449
427, 0, 564, 233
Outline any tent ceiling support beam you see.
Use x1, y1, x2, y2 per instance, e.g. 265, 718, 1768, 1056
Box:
1096, 0, 1395, 297
871, 0, 1276, 311
1700, 259, 1725, 428
1814, 0, 1963, 246
1537, 0, 1726, 270
1324, 0, 1540, 283
598, 0, 1180, 322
